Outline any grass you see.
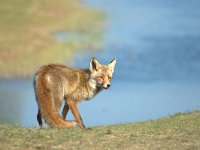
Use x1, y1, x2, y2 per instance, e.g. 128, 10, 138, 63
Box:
0, 111, 199, 150
0, 0, 105, 78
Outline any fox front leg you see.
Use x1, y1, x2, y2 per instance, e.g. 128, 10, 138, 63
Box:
67, 100, 85, 128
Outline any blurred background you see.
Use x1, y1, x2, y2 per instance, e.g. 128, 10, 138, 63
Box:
0, 0, 200, 127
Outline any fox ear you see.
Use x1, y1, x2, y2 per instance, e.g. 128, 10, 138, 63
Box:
107, 59, 116, 73
89, 57, 101, 71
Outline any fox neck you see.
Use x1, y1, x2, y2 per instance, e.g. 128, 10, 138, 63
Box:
84, 69, 97, 90
88, 78, 97, 89
87, 78, 102, 100
85, 70, 102, 100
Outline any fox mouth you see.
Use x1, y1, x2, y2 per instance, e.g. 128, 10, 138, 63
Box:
103, 87, 109, 90
102, 85, 111, 89
97, 83, 111, 89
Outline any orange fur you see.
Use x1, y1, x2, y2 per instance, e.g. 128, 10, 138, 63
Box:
34, 58, 116, 128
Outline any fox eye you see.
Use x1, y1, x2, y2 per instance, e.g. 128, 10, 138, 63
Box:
108, 76, 112, 80
99, 77, 104, 80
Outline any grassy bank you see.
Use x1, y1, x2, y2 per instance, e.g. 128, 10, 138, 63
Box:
0, 0, 104, 78
0, 111, 199, 149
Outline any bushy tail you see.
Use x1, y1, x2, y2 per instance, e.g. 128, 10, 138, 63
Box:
34, 74, 72, 128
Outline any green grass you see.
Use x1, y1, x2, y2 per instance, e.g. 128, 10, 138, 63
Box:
0, 111, 199, 150
0, 0, 105, 78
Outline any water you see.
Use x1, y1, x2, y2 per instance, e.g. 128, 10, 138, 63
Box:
0, 0, 200, 127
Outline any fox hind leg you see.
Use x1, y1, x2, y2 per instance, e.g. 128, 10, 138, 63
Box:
37, 109, 44, 128
62, 102, 69, 120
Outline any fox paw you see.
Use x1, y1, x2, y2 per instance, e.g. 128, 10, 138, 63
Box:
70, 120, 78, 127
78, 122, 86, 129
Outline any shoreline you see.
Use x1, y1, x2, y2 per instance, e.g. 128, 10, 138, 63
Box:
0, 0, 105, 78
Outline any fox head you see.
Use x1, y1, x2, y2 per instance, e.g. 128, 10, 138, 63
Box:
89, 57, 116, 89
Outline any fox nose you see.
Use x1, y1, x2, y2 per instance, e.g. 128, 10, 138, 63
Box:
107, 84, 111, 88
103, 84, 111, 89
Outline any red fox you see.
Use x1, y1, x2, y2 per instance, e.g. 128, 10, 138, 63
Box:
34, 58, 116, 128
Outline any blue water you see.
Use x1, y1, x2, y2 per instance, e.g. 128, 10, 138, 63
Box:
0, 0, 200, 127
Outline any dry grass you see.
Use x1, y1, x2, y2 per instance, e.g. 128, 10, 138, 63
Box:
0, 111, 199, 150
0, 0, 104, 78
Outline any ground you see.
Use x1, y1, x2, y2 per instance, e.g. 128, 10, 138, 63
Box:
0, 111, 199, 150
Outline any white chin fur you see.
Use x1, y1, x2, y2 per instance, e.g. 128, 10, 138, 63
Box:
88, 79, 97, 89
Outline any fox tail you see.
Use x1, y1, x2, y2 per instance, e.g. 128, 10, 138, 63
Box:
34, 74, 72, 128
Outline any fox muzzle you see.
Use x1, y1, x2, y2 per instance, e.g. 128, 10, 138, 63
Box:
103, 84, 111, 89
